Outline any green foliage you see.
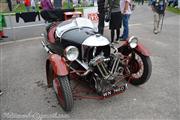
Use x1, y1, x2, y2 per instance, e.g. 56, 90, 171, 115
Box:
0, 0, 7, 3
63, 0, 94, 8
167, 6, 180, 15
75, 7, 84, 14
63, 1, 74, 9
14, 4, 40, 13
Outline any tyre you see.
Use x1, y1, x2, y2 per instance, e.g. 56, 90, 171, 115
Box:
53, 76, 74, 112
128, 51, 152, 86
46, 61, 53, 88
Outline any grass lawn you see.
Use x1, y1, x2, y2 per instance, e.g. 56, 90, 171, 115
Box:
167, 6, 180, 15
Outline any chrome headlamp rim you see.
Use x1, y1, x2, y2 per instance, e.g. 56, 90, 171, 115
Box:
128, 36, 138, 48
64, 46, 79, 61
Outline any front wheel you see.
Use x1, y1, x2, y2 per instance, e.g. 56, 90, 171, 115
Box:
128, 51, 152, 85
53, 76, 74, 112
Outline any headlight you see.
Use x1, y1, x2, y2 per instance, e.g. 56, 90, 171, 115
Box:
128, 36, 138, 48
64, 46, 79, 61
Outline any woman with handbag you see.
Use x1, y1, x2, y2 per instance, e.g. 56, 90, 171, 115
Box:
109, 0, 122, 43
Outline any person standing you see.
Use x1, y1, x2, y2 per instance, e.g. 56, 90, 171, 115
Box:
148, 0, 152, 6
16, 0, 21, 4
151, 0, 167, 34
54, 0, 62, 8
109, 0, 122, 42
0, 90, 3, 96
40, 0, 54, 10
141, 0, 144, 5
6, 0, 12, 11
31, 0, 36, 11
0, 13, 8, 40
120, 0, 132, 40
137, 0, 141, 5
97, 0, 106, 35
24, 0, 31, 12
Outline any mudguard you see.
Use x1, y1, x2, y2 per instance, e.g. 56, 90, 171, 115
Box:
121, 41, 150, 56
48, 54, 69, 76
136, 43, 151, 56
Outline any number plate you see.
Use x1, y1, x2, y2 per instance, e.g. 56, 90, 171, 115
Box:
102, 84, 128, 97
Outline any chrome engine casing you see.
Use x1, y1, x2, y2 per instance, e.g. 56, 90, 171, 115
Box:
88, 51, 126, 94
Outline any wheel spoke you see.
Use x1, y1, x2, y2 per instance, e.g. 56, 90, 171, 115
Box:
130, 53, 144, 79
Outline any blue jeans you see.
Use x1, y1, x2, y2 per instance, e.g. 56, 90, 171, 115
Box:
26, 6, 30, 12
122, 14, 130, 40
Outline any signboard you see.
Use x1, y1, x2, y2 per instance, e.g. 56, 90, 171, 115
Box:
88, 13, 99, 22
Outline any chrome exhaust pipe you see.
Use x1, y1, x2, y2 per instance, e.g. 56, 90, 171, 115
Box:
41, 33, 44, 37
41, 40, 53, 54
125, 83, 128, 90
68, 65, 92, 76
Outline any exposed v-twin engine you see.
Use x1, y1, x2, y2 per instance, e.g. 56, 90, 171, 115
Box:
89, 54, 127, 95
89, 54, 124, 80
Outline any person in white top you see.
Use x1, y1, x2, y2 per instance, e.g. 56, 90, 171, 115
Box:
31, 0, 36, 11
119, 0, 132, 40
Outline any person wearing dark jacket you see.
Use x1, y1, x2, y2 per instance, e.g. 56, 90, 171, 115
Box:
97, 0, 106, 35
109, 0, 122, 42
151, 0, 167, 34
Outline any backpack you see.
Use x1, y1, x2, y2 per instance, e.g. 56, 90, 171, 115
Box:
152, 0, 166, 14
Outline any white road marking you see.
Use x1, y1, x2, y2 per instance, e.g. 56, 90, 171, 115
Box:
4, 23, 141, 30
4, 23, 45, 30
129, 23, 142, 26
0, 36, 43, 46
